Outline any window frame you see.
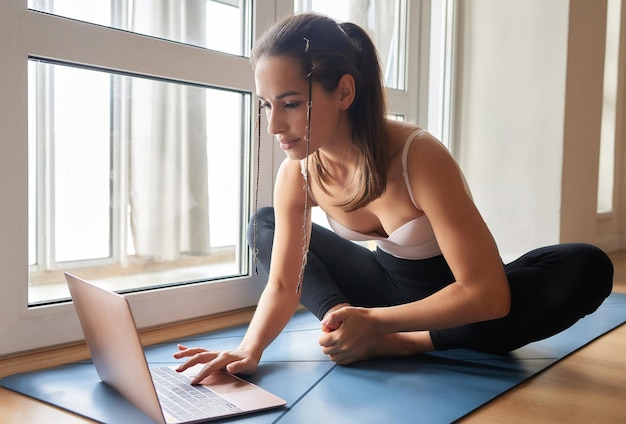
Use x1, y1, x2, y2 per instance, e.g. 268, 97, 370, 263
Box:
0, 0, 437, 356
0, 1, 277, 356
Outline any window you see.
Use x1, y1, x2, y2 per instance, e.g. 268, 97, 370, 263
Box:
2, 0, 270, 356
28, 59, 249, 304
26, 0, 254, 306
29, 0, 248, 56
1, 0, 450, 356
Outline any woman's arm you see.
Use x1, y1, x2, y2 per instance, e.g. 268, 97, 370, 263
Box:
380, 133, 510, 332
324, 133, 511, 335
236, 157, 313, 354
175, 159, 311, 380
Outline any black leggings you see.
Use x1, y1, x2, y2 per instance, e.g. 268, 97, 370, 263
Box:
248, 207, 614, 353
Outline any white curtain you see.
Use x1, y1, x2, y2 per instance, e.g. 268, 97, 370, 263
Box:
126, 0, 211, 261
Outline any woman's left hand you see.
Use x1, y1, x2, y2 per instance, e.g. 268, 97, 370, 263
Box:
318, 306, 381, 365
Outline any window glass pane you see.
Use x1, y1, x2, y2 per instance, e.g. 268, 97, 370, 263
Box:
54, 65, 111, 262
295, 0, 407, 89
28, 59, 249, 305
28, 0, 247, 56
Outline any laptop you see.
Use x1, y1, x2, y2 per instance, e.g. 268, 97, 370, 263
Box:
65, 273, 286, 424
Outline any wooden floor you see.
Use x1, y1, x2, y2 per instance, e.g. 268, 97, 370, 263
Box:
1, 251, 625, 423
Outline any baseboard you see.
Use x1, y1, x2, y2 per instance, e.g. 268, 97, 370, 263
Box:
0, 307, 256, 379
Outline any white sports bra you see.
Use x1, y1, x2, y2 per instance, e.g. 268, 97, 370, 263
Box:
302, 129, 442, 260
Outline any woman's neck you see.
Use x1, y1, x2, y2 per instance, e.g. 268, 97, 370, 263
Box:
316, 140, 359, 182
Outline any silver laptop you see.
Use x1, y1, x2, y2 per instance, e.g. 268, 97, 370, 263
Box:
65, 273, 286, 424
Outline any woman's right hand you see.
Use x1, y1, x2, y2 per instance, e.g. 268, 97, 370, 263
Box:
173, 344, 260, 384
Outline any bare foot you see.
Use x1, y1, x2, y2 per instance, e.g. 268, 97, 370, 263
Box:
362, 331, 435, 361
326, 331, 435, 365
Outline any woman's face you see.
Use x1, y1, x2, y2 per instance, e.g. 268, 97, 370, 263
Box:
254, 55, 349, 160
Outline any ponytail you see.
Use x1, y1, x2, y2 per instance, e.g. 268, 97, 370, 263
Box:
335, 22, 388, 210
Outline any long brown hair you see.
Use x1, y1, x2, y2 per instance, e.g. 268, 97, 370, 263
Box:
251, 13, 389, 211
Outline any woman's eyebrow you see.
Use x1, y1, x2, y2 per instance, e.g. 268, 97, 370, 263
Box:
256, 90, 304, 101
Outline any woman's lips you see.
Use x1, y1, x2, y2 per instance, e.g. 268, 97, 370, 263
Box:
279, 138, 300, 150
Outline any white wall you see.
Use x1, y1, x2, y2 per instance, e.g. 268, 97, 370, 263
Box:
453, 0, 618, 261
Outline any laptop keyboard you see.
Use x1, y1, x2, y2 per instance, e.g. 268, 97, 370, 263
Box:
151, 367, 243, 423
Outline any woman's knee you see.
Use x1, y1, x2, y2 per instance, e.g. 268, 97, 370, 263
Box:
556, 243, 614, 313
578, 243, 614, 299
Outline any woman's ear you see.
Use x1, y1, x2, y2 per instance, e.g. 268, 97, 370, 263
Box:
335, 74, 356, 110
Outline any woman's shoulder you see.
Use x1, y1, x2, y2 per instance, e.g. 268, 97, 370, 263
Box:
386, 121, 442, 163
398, 126, 472, 202
274, 158, 312, 209
386, 120, 431, 147
276, 157, 304, 181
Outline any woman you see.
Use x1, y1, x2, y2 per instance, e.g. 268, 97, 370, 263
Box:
175, 13, 613, 382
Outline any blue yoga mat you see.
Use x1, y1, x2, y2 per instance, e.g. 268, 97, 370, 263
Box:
2, 292, 625, 424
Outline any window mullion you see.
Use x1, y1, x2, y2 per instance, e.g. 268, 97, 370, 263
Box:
35, 62, 56, 271
110, 75, 130, 267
